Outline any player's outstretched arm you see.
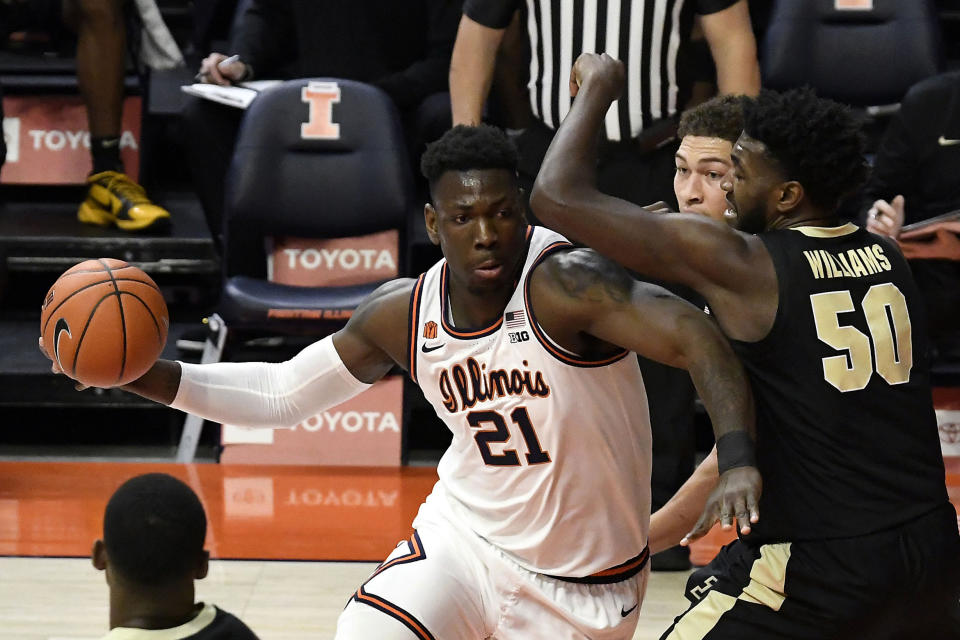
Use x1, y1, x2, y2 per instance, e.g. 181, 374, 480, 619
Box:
40, 280, 413, 428
529, 52, 762, 303
529, 249, 760, 536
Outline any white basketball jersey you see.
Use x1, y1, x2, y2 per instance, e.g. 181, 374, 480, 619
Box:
409, 226, 652, 578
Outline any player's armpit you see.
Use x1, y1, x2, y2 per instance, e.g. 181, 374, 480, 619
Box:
334, 278, 418, 383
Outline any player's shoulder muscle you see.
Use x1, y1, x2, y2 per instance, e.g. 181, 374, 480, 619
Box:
532, 247, 634, 310
347, 278, 418, 346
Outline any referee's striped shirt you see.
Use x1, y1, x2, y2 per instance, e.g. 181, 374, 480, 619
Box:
465, 0, 738, 141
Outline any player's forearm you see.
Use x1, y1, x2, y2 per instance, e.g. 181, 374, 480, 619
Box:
649, 448, 719, 553
161, 336, 372, 428
702, 0, 760, 96
713, 43, 760, 96
683, 318, 756, 444
450, 16, 503, 125
122, 359, 182, 406
531, 76, 609, 226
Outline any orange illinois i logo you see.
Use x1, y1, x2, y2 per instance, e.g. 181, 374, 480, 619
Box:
301, 81, 341, 140
423, 321, 438, 340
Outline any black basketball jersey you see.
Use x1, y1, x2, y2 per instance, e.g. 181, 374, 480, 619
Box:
101, 605, 261, 640
731, 223, 949, 544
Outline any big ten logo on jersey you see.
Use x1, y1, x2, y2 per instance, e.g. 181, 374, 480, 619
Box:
508, 330, 529, 344
301, 81, 341, 140
0, 96, 140, 185
221, 376, 403, 465
267, 230, 399, 288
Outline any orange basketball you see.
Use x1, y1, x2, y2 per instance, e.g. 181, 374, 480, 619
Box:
40, 258, 169, 388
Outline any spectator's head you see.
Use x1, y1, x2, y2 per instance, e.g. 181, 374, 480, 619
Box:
675, 95, 749, 223
421, 125, 528, 296
728, 88, 868, 234
93, 473, 209, 591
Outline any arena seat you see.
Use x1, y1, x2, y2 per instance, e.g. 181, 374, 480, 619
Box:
176, 78, 415, 461
761, 0, 941, 107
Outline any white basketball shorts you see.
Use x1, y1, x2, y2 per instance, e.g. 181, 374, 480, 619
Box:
335, 495, 648, 639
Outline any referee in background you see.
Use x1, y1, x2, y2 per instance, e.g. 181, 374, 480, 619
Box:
451, 0, 759, 207
449, 0, 760, 571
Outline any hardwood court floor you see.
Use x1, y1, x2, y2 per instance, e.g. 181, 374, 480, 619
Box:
2, 460, 958, 639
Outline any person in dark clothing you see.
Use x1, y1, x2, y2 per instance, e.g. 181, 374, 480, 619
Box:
2, 0, 170, 231
93, 473, 261, 640
533, 53, 960, 639
183, 0, 462, 250
863, 71, 960, 361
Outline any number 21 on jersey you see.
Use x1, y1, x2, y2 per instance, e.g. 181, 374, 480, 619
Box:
467, 407, 551, 466
810, 282, 912, 392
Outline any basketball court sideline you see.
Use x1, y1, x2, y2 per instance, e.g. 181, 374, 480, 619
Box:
2, 460, 958, 639
0, 461, 698, 640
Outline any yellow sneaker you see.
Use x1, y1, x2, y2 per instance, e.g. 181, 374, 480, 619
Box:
77, 171, 172, 231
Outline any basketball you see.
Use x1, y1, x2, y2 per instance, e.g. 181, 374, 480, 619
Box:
40, 259, 169, 388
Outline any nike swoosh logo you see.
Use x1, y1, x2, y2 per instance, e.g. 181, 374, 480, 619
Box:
54, 318, 72, 372
421, 343, 445, 354
939, 136, 960, 146
621, 603, 638, 617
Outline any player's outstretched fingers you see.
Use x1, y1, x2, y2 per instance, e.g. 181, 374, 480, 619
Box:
748, 487, 760, 525
680, 505, 718, 547
720, 493, 735, 530
39, 336, 89, 390
734, 495, 751, 535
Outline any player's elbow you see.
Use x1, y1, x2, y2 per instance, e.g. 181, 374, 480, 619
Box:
530, 174, 582, 226
674, 312, 731, 369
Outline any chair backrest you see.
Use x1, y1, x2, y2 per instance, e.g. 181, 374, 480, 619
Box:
223, 78, 414, 279
761, 0, 941, 106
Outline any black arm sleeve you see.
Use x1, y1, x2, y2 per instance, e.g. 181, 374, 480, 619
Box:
232, 0, 298, 78
463, 0, 521, 29
374, 0, 462, 110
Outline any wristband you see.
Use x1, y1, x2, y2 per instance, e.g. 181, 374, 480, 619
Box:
716, 431, 756, 475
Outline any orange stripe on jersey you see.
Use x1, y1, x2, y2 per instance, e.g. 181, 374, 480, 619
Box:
439, 263, 503, 338
371, 532, 425, 579
548, 545, 650, 584
354, 585, 436, 640
523, 242, 631, 367
589, 546, 650, 577
408, 275, 426, 384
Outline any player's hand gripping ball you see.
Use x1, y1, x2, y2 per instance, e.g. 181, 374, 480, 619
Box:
40, 259, 168, 387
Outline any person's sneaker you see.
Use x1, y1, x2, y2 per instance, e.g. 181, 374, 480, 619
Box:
77, 170, 171, 231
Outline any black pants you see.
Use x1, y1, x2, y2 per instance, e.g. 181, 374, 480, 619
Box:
668, 504, 960, 639
516, 120, 696, 518
178, 90, 451, 253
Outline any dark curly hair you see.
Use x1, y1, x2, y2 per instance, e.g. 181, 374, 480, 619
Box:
743, 88, 868, 209
420, 124, 519, 189
678, 94, 749, 144
104, 473, 206, 586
